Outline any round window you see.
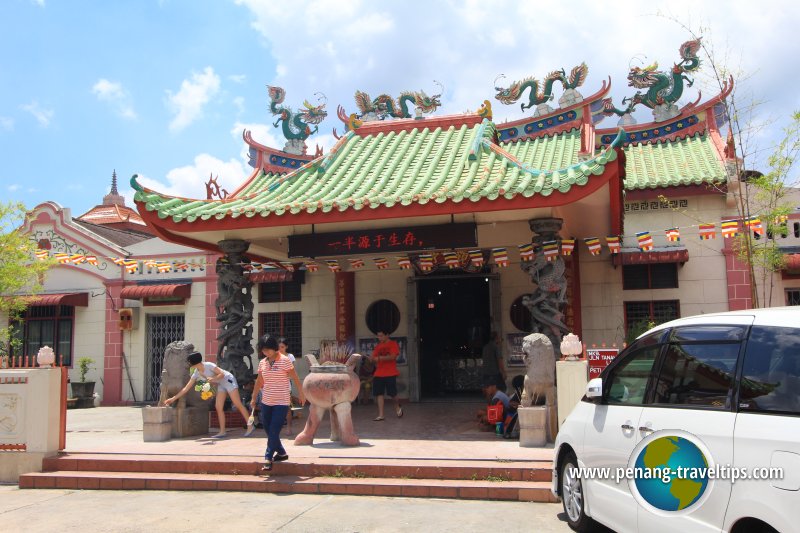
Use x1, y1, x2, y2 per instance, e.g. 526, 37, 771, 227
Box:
510, 295, 533, 332
366, 299, 400, 335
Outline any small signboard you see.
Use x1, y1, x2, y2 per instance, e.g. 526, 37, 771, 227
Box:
358, 336, 408, 366
587, 348, 620, 379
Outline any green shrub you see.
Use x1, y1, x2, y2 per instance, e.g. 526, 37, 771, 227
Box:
77, 357, 94, 382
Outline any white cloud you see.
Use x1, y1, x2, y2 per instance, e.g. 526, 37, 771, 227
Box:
20, 101, 54, 127
229, 74, 247, 84
31, 0, 45, 6
8, 184, 21, 192
0, 116, 13, 131
166, 66, 221, 132
135, 153, 247, 201
92, 79, 137, 120
233, 96, 245, 115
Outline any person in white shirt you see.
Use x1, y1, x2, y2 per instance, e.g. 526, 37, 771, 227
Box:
165, 351, 255, 438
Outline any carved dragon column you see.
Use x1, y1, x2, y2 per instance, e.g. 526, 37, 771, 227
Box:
520, 218, 569, 359
215, 239, 255, 396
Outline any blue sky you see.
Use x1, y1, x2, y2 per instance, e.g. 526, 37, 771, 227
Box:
2, 0, 799, 218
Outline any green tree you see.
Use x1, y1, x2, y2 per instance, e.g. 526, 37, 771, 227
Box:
660, 15, 800, 308
0, 202, 55, 360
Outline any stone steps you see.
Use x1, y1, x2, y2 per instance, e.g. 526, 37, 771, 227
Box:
19, 453, 556, 502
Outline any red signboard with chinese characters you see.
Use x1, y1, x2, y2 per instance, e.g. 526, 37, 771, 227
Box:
587, 348, 620, 379
335, 272, 355, 344
288, 223, 477, 258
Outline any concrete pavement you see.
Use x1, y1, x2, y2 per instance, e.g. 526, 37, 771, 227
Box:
0, 485, 574, 532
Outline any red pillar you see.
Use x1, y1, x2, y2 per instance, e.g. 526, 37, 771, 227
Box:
102, 282, 124, 405
723, 243, 754, 311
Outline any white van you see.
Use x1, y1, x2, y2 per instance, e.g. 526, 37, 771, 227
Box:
552, 307, 799, 533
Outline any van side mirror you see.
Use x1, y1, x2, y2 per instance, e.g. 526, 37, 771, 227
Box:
585, 378, 603, 399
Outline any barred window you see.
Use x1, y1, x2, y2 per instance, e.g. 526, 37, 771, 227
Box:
624, 300, 680, 339
787, 290, 800, 306
9, 305, 75, 366
623, 263, 678, 290
258, 312, 302, 357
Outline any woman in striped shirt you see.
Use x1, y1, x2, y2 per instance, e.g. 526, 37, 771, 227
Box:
250, 334, 305, 471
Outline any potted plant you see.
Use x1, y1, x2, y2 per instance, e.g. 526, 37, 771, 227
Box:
70, 357, 96, 400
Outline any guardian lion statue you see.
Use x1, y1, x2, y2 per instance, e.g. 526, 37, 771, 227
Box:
521, 333, 556, 408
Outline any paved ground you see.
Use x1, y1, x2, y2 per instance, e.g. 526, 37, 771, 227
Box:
63, 402, 554, 462
0, 486, 574, 532
5, 403, 583, 532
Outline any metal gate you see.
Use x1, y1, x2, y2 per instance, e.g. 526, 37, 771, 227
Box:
145, 314, 185, 402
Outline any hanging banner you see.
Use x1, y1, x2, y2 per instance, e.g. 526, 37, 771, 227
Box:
699, 224, 716, 240
335, 272, 355, 344
492, 248, 509, 267
606, 236, 621, 254
543, 240, 559, 261
374, 257, 389, 270
469, 250, 484, 266
721, 220, 740, 238
561, 239, 575, 256
518, 243, 534, 261
584, 237, 601, 256
288, 222, 477, 257
665, 228, 680, 242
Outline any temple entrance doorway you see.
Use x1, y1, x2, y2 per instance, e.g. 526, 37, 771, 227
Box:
416, 274, 491, 399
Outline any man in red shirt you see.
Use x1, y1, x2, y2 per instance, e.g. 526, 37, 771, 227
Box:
370, 330, 403, 421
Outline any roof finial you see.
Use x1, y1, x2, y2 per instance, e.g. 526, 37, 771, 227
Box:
103, 169, 125, 206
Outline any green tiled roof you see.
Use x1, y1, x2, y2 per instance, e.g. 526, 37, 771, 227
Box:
233, 172, 279, 198
132, 119, 622, 223
623, 132, 727, 190
500, 128, 581, 171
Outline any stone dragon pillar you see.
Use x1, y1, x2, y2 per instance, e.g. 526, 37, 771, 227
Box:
215, 239, 255, 397
520, 218, 569, 359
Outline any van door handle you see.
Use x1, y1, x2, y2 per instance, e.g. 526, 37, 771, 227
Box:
639, 426, 654, 434
621, 424, 635, 431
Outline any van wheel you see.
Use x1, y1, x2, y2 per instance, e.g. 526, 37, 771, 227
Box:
561, 452, 595, 532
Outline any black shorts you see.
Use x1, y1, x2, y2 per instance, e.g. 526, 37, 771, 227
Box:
372, 376, 397, 397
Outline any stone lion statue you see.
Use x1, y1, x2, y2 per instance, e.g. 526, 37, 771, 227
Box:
521, 333, 556, 407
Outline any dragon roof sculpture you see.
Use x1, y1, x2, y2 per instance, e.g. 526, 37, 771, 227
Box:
601, 38, 702, 123
267, 86, 328, 155
494, 63, 589, 116
352, 81, 443, 121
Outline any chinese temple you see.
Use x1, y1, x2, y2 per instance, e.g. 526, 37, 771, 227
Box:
116, 41, 798, 401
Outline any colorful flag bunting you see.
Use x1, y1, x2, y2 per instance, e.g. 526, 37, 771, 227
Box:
636, 231, 654, 251
144, 259, 158, 269
85, 256, 98, 266
374, 258, 389, 270
123, 260, 138, 274
157, 262, 171, 273
173, 261, 188, 271
561, 239, 575, 256
699, 224, 716, 240
35, 249, 49, 260
250, 262, 263, 271
721, 220, 739, 238
443, 252, 459, 268
419, 254, 434, 271
665, 228, 680, 242
55, 253, 70, 264
280, 261, 296, 272
606, 236, 621, 254
518, 243, 534, 261
325, 259, 340, 272
349, 258, 365, 269
304, 261, 319, 272
584, 237, 601, 256
492, 248, 509, 267
397, 256, 412, 269
745, 216, 764, 236
543, 240, 559, 261
468, 250, 484, 266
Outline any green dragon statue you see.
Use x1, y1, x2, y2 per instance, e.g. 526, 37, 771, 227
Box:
267, 86, 327, 142
353, 81, 443, 119
494, 63, 589, 111
602, 38, 702, 119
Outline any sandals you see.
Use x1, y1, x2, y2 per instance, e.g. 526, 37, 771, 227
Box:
396, 406, 403, 418
243, 424, 255, 437
210, 433, 227, 439
373, 416, 385, 421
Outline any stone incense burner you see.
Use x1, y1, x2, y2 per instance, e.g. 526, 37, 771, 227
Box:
294, 353, 361, 446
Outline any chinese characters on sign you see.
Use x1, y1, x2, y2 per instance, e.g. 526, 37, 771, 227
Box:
335, 272, 355, 343
506, 333, 527, 367
624, 198, 688, 213
587, 348, 620, 379
288, 223, 477, 258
